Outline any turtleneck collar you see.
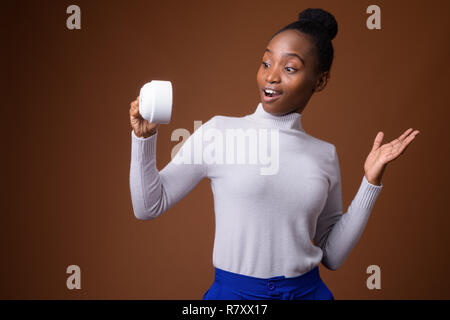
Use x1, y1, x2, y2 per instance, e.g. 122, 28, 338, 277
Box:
246, 102, 304, 132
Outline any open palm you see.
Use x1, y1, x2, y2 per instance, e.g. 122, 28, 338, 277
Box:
364, 128, 420, 185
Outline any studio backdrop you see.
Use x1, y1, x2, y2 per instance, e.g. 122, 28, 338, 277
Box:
2, 0, 449, 299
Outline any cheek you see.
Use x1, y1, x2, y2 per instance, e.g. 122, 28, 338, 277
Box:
289, 76, 312, 94
284, 83, 311, 103
256, 67, 263, 80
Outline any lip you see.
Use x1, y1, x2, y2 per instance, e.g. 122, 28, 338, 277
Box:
263, 87, 283, 93
262, 88, 283, 102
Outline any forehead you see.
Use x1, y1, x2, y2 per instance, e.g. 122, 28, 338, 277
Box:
266, 29, 316, 59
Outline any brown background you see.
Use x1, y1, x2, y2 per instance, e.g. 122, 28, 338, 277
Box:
2, 0, 449, 299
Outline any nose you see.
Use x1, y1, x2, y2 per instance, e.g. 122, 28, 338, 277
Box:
264, 66, 281, 83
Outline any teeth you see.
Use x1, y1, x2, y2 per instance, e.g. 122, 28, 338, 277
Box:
265, 89, 277, 94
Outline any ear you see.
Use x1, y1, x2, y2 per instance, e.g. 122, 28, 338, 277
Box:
312, 71, 330, 93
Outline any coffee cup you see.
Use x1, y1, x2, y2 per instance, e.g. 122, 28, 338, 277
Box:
139, 80, 173, 124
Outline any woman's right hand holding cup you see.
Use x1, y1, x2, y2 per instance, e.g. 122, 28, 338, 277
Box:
129, 96, 160, 138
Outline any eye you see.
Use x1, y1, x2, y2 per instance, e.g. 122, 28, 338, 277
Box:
285, 67, 297, 73
261, 61, 269, 68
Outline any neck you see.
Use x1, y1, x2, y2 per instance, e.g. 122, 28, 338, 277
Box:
246, 102, 305, 132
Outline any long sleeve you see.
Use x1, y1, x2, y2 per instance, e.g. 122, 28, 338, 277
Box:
313, 145, 383, 270
129, 120, 211, 220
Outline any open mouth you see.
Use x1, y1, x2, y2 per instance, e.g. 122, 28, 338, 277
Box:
263, 88, 282, 97
262, 88, 283, 102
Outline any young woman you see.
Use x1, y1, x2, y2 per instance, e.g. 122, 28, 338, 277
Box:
128, 8, 419, 300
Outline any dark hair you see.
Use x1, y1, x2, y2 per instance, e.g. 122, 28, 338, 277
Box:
271, 8, 338, 74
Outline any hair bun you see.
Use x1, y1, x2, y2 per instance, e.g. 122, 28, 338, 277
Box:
298, 8, 338, 40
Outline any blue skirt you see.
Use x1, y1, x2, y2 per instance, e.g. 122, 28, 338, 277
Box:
202, 266, 334, 300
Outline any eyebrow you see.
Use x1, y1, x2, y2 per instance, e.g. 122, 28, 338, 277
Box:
264, 48, 305, 66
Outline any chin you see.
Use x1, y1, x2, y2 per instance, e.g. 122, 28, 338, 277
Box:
261, 102, 284, 116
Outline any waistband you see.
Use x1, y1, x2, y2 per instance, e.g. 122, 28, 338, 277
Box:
213, 266, 321, 292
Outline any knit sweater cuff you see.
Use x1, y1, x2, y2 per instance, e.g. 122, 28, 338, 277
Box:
131, 129, 158, 162
351, 175, 383, 210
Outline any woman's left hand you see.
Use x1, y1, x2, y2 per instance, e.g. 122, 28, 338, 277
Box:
364, 128, 420, 186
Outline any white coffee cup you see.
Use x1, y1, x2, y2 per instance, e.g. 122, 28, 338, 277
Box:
139, 80, 173, 124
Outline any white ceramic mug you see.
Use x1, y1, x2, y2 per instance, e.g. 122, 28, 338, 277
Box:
139, 80, 173, 124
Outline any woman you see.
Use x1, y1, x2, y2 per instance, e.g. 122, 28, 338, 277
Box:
128, 8, 419, 300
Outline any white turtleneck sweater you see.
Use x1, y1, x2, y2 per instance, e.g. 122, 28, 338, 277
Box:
129, 102, 383, 278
